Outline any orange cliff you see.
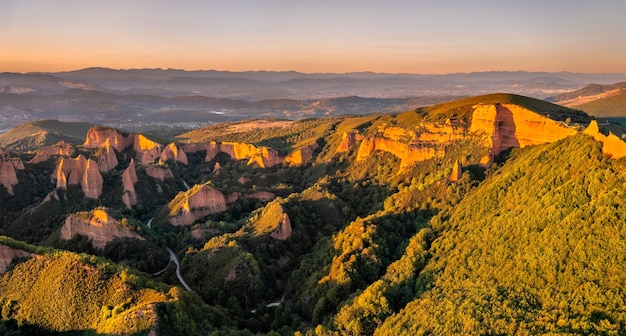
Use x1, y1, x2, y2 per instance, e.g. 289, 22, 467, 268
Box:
161, 143, 188, 165
60, 209, 144, 249
132, 134, 162, 165
83, 126, 129, 152
285, 143, 319, 166
121, 159, 139, 209
184, 141, 286, 168
356, 137, 444, 169
470, 103, 577, 156
82, 159, 104, 199
0, 151, 24, 195
53, 155, 103, 199
336, 131, 363, 153
95, 139, 119, 172
583, 120, 626, 159
169, 184, 235, 226
29, 141, 75, 164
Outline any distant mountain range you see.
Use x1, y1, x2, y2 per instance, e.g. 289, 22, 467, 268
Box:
1, 68, 625, 133
548, 82, 626, 125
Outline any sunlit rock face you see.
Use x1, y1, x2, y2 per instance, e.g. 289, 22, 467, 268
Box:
356, 137, 444, 169
29, 141, 75, 164
81, 159, 104, 199
83, 127, 129, 152
0, 152, 23, 195
61, 209, 144, 249
583, 120, 626, 159
122, 159, 139, 209
285, 143, 319, 166
168, 185, 230, 226
96, 139, 119, 172
470, 103, 577, 156
161, 143, 188, 165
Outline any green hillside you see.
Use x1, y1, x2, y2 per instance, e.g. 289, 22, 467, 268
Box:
0, 119, 93, 151
574, 93, 626, 124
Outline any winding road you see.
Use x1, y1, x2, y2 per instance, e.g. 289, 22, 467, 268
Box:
166, 247, 192, 291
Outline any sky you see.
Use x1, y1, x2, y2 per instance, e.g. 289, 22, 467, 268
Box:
1, 0, 625, 74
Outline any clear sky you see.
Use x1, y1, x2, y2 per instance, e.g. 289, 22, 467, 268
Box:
1, 0, 625, 73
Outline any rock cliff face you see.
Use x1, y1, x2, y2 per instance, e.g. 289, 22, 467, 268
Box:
0, 244, 33, 274
131, 134, 162, 165
583, 120, 626, 159
270, 213, 292, 240
285, 143, 319, 165
417, 119, 466, 143
61, 209, 144, 249
0, 154, 24, 195
161, 143, 188, 165
245, 191, 276, 202
336, 131, 363, 153
470, 103, 577, 156
29, 141, 75, 164
145, 164, 174, 181
357, 137, 445, 169
81, 159, 104, 199
96, 139, 119, 172
448, 160, 462, 182
169, 184, 231, 226
122, 159, 139, 209
54, 155, 87, 188
184, 141, 285, 167
83, 127, 129, 152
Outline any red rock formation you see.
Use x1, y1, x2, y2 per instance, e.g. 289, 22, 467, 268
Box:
132, 134, 162, 165
83, 126, 129, 152
82, 159, 104, 199
169, 184, 230, 226
54, 155, 87, 187
160, 143, 188, 165
248, 147, 283, 168
285, 143, 319, 166
122, 159, 139, 209
29, 141, 75, 164
584, 120, 626, 159
270, 214, 292, 240
470, 103, 577, 156
184, 141, 287, 167
96, 139, 119, 172
448, 160, 462, 182
417, 119, 466, 143
0, 158, 23, 195
0, 244, 33, 274
61, 209, 144, 249
356, 137, 444, 169
145, 164, 174, 181
336, 131, 363, 153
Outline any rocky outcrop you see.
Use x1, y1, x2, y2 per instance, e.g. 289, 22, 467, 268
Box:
336, 131, 363, 153
417, 119, 466, 143
160, 143, 188, 165
122, 159, 139, 209
29, 141, 75, 164
0, 155, 24, 195
83, 126, 129, 152
132, 134, 162, 165
270, 214, 292, 240
470, 103, 577, 156
82, 159, 104, 199
145, 164, 174, 181
96, 139, 119, 172
0, 244, 33, 274
357, 137, 445, 169
61, 209, 144, 249
583, 120, 626, 159
184, 141, 285, 168
285, 143, 319, 165
448, 160, 462, 182
54, 155, 87, 188
169, 184, 230, 226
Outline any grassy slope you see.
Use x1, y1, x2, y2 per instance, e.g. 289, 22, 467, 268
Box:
0, 120, 94, 151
